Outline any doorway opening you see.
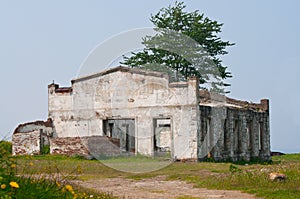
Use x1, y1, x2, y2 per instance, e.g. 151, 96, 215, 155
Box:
103, 119, 135, 153
153, 118, 172, 157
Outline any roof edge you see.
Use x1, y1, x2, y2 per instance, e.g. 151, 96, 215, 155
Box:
71, 66, 169, 84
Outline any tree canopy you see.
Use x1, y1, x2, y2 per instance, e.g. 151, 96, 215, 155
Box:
122, 2, 234, 93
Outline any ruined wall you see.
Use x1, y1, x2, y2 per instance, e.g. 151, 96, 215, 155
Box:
13, 130, 41, 155
50, 136, 121, 157
48, 84, 77, 138
12, 119, 53, 155
50, 137, 88, 156
199, 105, 271, 162
49, 67, 199, 159
45, 67, 270, 162
12, 66, 271, 162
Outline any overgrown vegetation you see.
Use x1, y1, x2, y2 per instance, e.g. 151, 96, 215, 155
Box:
9, 154, 300, 198
41, 145, 50, 155
3, 142, 300, 199
0, 141, 12, 156
0, 142, 114, 199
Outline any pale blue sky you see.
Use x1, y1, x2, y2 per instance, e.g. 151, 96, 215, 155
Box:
0, 1, 299, 153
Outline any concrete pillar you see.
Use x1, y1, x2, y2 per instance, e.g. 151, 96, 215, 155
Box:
260, 114, 271, 161
240, 114, 250, 161
251, 115, 258, 158
227, 111, 235, 161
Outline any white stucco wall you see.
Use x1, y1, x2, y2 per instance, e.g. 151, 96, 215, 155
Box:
48, 67, 200, 159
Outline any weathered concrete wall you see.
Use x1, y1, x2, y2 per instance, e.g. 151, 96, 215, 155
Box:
199, 105, 271, 162
43, 67, 271, 162
13, 67, 271, 162
49, 67, 199, 160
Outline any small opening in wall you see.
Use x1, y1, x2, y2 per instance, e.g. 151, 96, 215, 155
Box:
200, 118, 210, 142
223, 119, 228, 151
247, 121, 252, 150
234, 120, 240, 152
258, 122, 263, 151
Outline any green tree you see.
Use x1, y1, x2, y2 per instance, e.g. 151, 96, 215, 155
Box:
122, 1, 234, 93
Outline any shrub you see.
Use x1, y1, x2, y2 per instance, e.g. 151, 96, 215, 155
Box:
0, 141, 12, 157
41, 145, 50, 155
229, 164, 242, 173
0, 149, 114, 198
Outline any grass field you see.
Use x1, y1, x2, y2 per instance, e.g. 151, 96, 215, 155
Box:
10, 153, 300, 199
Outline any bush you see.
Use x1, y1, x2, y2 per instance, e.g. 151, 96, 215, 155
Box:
0, 157, 114, 199
0, 149, 114, 198
229, 164, 242, 173
0, 141, 12, 157
41, 145, 50, 155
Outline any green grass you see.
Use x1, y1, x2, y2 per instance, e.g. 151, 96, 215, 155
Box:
9, 154, 300, 199
273, 153, 300, 162
1, 148, 114, 198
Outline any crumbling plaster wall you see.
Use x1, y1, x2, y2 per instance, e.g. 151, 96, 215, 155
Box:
13, 130, 41, 155
49, 67, 200, 159
46, 67, 270, 161
12, 120, 53, 155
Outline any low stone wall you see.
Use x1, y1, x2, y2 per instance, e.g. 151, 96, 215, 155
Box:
12, 119, 53, 155
50, 136, 122, 157
12, 130, 41, 155
50, 137, 89, 156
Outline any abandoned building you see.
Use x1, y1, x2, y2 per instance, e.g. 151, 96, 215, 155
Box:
12, 66, 271, 162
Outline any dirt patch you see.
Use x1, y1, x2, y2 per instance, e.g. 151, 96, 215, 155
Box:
73, 176, 259, 199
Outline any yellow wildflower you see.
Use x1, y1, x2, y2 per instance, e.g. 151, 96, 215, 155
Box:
9, 181, 19, 188
77, 165, 82, 174
56, 181, 61, 187
65, 184, 73, 192
29, 162, 34, 166
11, 164, 16, 168
1, 184, 6, 189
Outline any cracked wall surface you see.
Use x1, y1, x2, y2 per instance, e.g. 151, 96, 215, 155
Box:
47, 67, 199, 159
12, 119, 53, 155
12, 66, 271, 162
